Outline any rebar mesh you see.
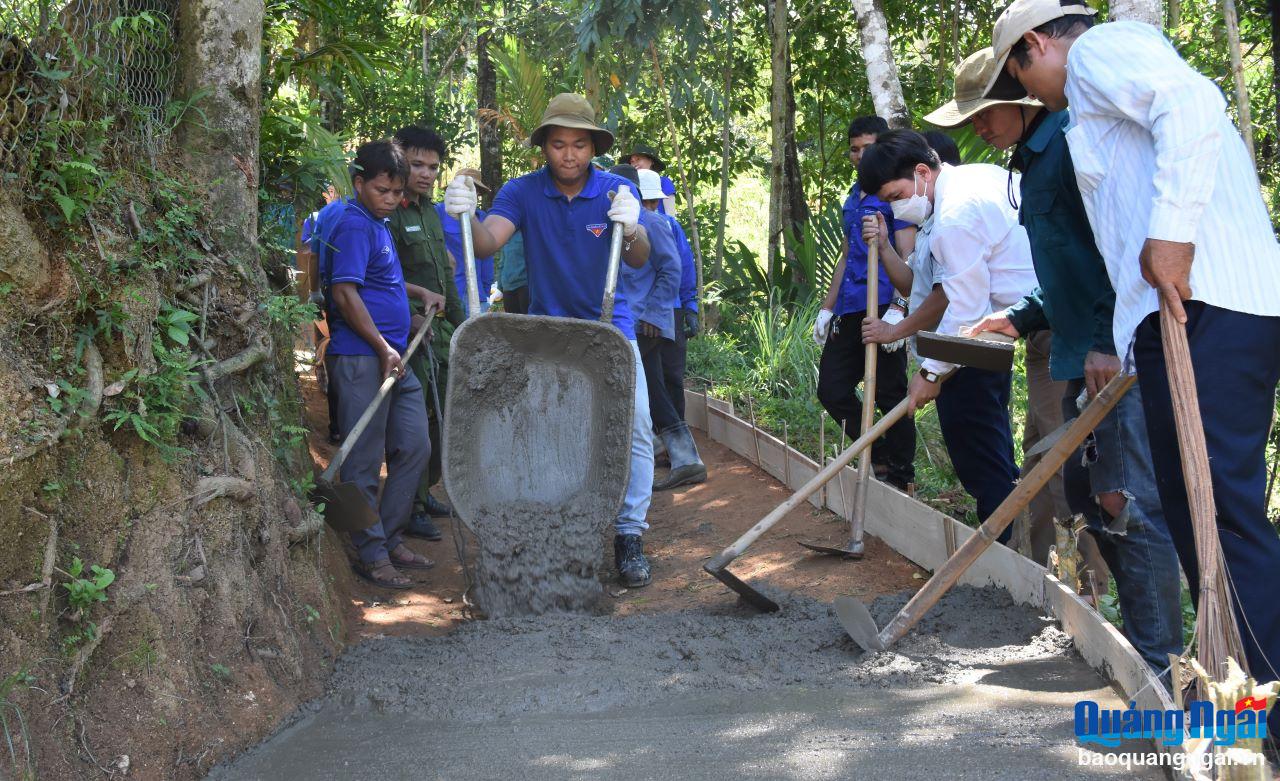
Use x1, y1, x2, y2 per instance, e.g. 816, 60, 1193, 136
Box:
0, 0, 176, 172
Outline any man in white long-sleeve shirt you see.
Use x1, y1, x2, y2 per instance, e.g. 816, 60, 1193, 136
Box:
859, 130, 1039, 537
989, 0, 1280, 718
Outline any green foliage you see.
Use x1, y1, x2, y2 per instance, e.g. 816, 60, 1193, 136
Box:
265, 293, 319, 332
63, 557, 116, 613
210, 663, 232, 681
29, 117, 114, 226
102, 333, 200, 455
156, 304, 199, 347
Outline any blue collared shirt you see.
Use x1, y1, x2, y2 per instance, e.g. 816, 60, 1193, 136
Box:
621, 210, 681, 340
668, 216, 698, 312
488, 166, 641, 338
837, 183, 909, 316
325, 200, 411, 355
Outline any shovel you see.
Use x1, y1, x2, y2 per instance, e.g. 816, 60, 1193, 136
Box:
312, 308, 436, 532
800, 238, 880, 558
443, 209, 635, 552
834, 371, 1135, 651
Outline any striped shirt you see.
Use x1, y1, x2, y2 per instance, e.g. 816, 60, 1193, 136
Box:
1063, 22, 1280, 364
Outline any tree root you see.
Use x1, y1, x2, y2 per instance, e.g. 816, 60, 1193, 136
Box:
3, 342, 104, 466
0, 510, 56, 604
206, 338, 270, 381
287, 510, 325, 545
57, 615, 114, 701
191, 476, 255, 507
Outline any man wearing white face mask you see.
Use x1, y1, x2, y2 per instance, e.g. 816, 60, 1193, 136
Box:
859, 129, 1039, 538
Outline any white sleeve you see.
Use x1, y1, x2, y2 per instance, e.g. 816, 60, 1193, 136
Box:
921, 222, 992, 375
1068, 23, 1224, 244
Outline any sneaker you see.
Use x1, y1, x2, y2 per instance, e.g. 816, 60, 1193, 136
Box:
423, 494, 453, 518
613, 534, 652, 588
405, 512, 443, 541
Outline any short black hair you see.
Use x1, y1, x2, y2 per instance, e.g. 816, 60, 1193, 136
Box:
857, 130, 940, 196
609, 164, 640, 185
350, 140, 408, 185
1008, 1, 1096, 68
848, 115, 890, 140
393, 125, 447, 158
924, 131, 962, 166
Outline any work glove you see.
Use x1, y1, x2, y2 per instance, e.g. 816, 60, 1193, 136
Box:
683, 309, 699, 339
813, 308, 835, 346
880, 303, 907, 352
607, 187, 641, 237
444, 174, 477, 217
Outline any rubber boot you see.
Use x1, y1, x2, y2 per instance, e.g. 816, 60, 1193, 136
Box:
653, 424, 707, 491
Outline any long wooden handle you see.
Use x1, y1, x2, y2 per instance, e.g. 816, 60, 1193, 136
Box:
708, 388, 914, 571
875, 371, 1135, 648
320, 311, 435, 482
852, 240, 880, 544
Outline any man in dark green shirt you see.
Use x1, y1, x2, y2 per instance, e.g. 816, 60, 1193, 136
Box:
955, 48, 1183, 679
389, 126, 466, 541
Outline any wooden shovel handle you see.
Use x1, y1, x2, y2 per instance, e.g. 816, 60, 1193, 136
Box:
852, 240, 880, 543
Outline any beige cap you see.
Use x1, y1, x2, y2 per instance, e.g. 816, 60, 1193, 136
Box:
454, 167, 490, 191
924, 48, 1041, 127
984, 0, 1098, 99
528, 93, 614, 153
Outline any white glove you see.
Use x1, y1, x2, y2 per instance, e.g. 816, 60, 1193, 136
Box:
813, 308, 835, 346
444, 174, 477, 217
881, 304, 907, 352
607, 187, 641, 237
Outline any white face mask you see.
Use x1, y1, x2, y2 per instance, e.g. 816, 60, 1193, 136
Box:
890, 173, 932, 225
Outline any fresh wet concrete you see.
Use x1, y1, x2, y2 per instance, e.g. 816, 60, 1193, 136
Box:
211, 587, 1161, 780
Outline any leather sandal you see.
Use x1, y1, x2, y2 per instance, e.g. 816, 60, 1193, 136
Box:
390, 544, 435, 570
354, 560, 412, 589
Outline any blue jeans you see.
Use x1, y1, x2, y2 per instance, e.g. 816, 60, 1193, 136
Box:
1061, 379, 1184, 677
935, 367, 1019, 543
617, 340, 654, 536
1134, 302, 1280, 731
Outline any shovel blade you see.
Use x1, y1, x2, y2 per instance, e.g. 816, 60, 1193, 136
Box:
702, 561, 780, 613
311, 479, 380, 533
834, 595, 886, 651
797, 540, 865, 559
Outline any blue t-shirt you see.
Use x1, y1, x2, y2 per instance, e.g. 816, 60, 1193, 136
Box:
488, 166, 641, 339
656, 175, 677, 215
435, 203, 495, 312
667, 216, 698, 312
837, 183, 909, 316
325, 201, 411, 356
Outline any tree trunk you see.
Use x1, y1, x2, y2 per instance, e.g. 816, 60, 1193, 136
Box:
850, 0, 909, 128
583, 60, 601, 114
1167, 0, 1182, 29
1271, 0, 1280, 143
1107, 0, 1161, 24
783, 55, 808, 286
766, 0, 790, 285
1222, 0, 1255, 163
711, 3, 734, 330
477, 29, 502, 208
421, 0, 435, 123
648, 45, 706, 305
175, 0, 263, 264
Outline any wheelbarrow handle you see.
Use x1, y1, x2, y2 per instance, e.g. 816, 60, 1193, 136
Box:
600, 212, 625, 325
460, 205, 482, 319
320, 307, 436, 484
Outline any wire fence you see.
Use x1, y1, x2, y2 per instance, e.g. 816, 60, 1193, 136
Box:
0, 0, 177, 173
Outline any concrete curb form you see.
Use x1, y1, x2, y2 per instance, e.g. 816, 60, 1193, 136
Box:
685, 389, 1201, 781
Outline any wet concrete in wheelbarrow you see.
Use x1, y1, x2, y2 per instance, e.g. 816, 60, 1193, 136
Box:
211, 586, 1160, 780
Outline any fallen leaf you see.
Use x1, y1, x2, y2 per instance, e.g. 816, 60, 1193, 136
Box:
104, 380, 127, 397
45, 383, 59, 398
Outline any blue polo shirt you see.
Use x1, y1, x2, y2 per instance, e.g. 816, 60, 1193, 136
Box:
837, 183, 909, 316
621, 210, 681, 340
324, 201, 411, 356
488, 166, 641, 339
656, 174, 677, 215
435, 203, 496, 310
668, 216, 698, 312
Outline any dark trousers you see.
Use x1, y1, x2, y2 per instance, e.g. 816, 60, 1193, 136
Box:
935, 366, 1019, 542
638, 333, 681, 433
408, 350, 447, 497
1134, 301, 1280, 717
816, 310, 915, 487
503, 285, 530, 315
663, 308, 690, 421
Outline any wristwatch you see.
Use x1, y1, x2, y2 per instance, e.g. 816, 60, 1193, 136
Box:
891, 296, 909, 310
919, 367, 941, 383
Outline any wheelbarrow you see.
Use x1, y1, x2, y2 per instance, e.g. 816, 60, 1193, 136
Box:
443, 210, 637, 615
